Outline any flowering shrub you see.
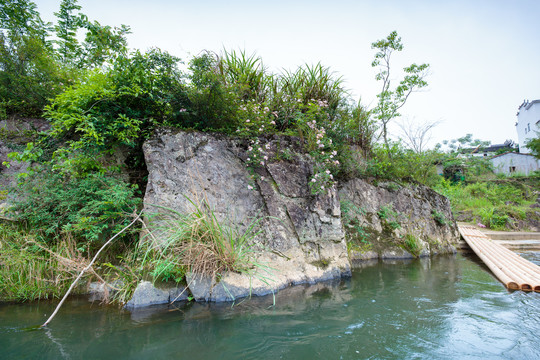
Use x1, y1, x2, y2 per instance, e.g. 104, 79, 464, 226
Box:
235, 100, 276, 137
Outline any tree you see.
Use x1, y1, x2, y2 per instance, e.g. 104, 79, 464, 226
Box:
398, 118, 440, 153
525, 133, 540, 159
371, 31, 429, 154
53, 0, 131, 68
0, 0, 67, 116
53, 0, 84, 63
441, 133, 490, 153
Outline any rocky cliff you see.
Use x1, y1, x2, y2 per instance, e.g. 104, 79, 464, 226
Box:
140, 130, 460, 303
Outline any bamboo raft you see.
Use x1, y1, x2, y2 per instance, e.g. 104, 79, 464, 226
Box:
458, 225, 540, 292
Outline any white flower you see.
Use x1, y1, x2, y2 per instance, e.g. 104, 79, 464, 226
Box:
263, 155, 268, 160
247, 185, 253, 190
261, 176, 265, 181
311, 178, 316, 182
326, 169, 331, 174
246, 119, 250, 123
265, 144, 271, 149
248, 146, 253, 151
247, 157, 251, 161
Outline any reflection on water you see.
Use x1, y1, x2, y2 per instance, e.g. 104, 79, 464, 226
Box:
1, 254, 540, 359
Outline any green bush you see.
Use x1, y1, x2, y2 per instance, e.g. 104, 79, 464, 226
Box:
359, 142, 440, 186
44, 49, 189, 175
10, 168, 141, 247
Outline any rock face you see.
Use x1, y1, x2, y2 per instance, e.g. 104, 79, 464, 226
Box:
339, 179, 459, 260
139, 129, 459, 304
0, 118, 50, 213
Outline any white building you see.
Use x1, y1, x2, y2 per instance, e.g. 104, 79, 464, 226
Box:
490, 152, 540, 176
516, 99, 540, 153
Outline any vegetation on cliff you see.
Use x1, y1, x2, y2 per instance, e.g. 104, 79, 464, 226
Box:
1, 0, 536, 302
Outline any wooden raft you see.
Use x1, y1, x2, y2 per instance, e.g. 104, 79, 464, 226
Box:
458, 225, 540, 292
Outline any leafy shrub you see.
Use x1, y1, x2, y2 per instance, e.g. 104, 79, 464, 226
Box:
45, 49, 188, 174
360, 142, 440, 186
377, 204, 401, 230
341, 200, 370, 246
10, 168, 141, 247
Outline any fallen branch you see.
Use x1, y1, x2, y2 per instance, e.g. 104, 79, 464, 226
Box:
41, 210, 142, 327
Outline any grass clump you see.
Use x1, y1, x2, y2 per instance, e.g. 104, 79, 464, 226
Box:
111, 200, 268, 303
431, 210, 448, 226
0, 223, 91, 302
402, 234, 422, 257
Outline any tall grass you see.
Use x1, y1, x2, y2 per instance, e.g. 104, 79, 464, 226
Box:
0, 223, 89, 301
217, 49, 270, 102
279, 63, 346, 110
111, 199, 270, 303
434, 178, 537, 230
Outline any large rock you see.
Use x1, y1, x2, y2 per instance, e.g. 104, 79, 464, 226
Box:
139, 130, 458, 304
142, 130, 351, 302
339, 179, 459, 260
0, 117, 50, 213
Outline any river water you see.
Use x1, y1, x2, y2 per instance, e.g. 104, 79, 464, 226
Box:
1, 253, 540, 359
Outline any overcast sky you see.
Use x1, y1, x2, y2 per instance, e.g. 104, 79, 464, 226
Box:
34, 0, 540, 148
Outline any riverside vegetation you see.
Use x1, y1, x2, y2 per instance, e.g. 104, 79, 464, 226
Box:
1, 0, 538, 303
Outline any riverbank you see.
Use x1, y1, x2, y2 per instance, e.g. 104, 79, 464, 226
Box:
2, 254, 540, 360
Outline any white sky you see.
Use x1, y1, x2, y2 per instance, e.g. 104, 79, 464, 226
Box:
34, 0, 540, 148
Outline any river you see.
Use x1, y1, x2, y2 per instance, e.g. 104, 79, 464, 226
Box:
1, 253, 540, 359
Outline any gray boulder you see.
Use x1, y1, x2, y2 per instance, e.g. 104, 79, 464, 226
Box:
125, 281, 189, 309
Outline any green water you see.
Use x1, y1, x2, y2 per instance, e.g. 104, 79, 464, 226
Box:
2, 253, 540, 359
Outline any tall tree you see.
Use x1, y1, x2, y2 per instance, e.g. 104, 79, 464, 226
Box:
53, 0, 84, 63
371, 31, 429, 154
0, 0, 63, 116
